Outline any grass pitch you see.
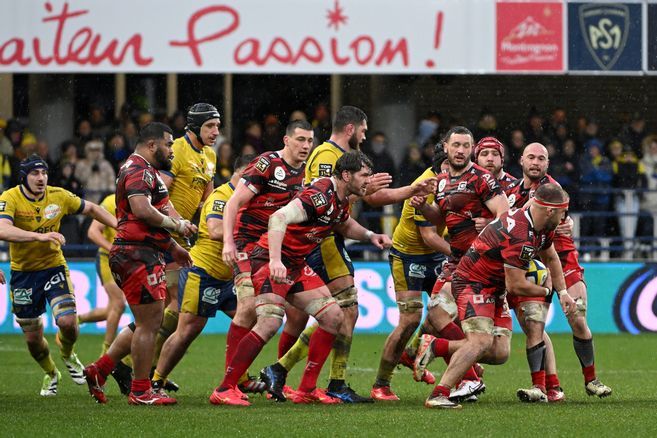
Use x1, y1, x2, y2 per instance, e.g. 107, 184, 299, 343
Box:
1, 333, 656, 437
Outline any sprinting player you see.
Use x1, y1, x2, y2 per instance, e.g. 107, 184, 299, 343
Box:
263, 106, 434, 403
155, 103, 219, 369
505, 142, 612, 400
83, 122, 195, 405
78, 193, 126, 355
476, 137, 564, 403
210, 151, 391, 406
221, 120, 313, 386
152, 154, 264, 395
0, 154, 117, 396
370, 151, 450, 401
421, 183, 576, 409
411, 127, 509, 402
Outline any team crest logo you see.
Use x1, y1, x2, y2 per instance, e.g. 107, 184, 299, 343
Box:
579, 3, 630, 70
408, 263, 427, 279
274, 166, 286, 181
142, 171, 155, 187
201, 287, 219, 305
310, 193, 327, 207
318, 163, 333, 177
255, 157, 270, 173
0, 201, 6, 212
508, 194, 516, 208
438, 179, 447, 193
44, 204, 61, 220
457, 181, 467, 191
12, 288, 33, 305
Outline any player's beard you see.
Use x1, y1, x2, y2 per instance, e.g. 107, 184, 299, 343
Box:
154, 148, 173, 171
448, 155, 469, 171
524, 165, 546, 182
348, 132, 360, 150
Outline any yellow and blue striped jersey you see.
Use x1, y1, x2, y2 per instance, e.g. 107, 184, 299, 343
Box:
98, 194, 117, 255
0, 185, 84, 271
305, 140, 345, 185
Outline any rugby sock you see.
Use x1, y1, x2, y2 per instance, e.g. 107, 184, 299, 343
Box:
96, 354, 116, 377
546, 373, 561, 390
131, 378, 151, 395
409, 322, 430, 352
225, 322, 251, 370
279, 325, 316, 372
153, 308, 178, 365
220, 331, 265, 389
152, 370, 167, 383
33, 338, 56, 376
439, 322, 465, 340
430, 384, 451, 398
277, 331, 298, 359
56, 331, 75, 359
374, 358, 397, 387
328, 334, 351, 382
121, 355, 133, 368
298, 328, 336, 393
527, 341, 547, 391
101, 341, 110, 356
573, 336, 596, 383
431, 338, 450, 358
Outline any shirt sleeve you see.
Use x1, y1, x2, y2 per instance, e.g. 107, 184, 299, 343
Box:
241, 155, 272, 194
206, 188, 230, 221
306, 149, 338, 184
125, 167, 156, 198
477, 171, 504, 203
0, 191, 16, 222
296, 186, 330, 220
61, 188, 85, 215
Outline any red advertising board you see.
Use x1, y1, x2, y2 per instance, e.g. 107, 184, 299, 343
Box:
496, 1, 564, 71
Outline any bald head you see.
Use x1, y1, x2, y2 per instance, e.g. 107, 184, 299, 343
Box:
534, 183, 568, 205
520, 142, 549, 181
532, 183, 569, 231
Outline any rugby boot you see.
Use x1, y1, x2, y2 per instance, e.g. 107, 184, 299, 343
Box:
399, 349, 436, 384
209, 386, 250, 406
326, 382, 373, 403
585, 379, 612, 398
110, 361, 133, 396
40, 369, 62, 397
84, 364, 107, 404
260, 364, 288, 402
371, 385, 400, 401
288, 388, 342, 404
128, 388, 177, 405
62, 352, 86, 385
517, 386, 548, 403
449, 379, 486, 403
547, 386, 565, 403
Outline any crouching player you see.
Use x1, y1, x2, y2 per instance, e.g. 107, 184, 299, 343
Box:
210, 151, 391, 405
0, 154, 117, 396
152, 154, 264, 394
417, 183, 577, 409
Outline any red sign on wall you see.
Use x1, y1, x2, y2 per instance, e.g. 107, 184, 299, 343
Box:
496, 1, 563, 71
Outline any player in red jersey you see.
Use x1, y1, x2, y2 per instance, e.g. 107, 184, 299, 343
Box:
505, 142, 612, 399
421, 184, 576, 409
83, 123, 195, 405
474, 137, 517, 191
210, 151, 391, 406
411, 127, 509, 401
220, 120, 312, 385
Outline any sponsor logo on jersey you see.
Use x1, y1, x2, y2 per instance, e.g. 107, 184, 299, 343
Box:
408, 263, 427, 279
255, 157, 270, 173
457, 181, 467, 191
310, 193, 327, 207
12, 288, 33, 305
44, 204, 61, 220
0, 201, 6, 212
213, 200, 226, 213
202, 287, 220, 305
508, 194, 517, 208
318, 163, 333, 177
438, 179, 447, 192
274, 166, 286, 181
519, 244, 535, 261
143, 170, 155, 187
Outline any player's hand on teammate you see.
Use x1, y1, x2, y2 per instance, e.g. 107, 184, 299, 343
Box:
364, 172, 393, 196
473, 217, 492, 232
38, 231, 66, 246
222, 240, 238, 264
370, 233, 392, 250
559, 291, 577, 316
411, 177, 437, 196
171, 243, 193, 268
269, 259, 287, 283
177, 219, 198, 238
556, 215, 573, 236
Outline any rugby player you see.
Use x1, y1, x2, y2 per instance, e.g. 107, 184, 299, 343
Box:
505, 142, 612, 400
83, 122, 195, 405
0, 154, 117, 396
210, 151, 391, 406
421, 183, 576, 409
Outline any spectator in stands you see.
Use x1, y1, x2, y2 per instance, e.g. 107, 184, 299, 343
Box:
524, 108, 545, 144
89, 105, 111, 139
122, 121, 139, 150
289, 109, 308, 122
0, 118, 13, 191
215, 141, 235, 186
546, 107, 568, 140
18, 133, 38, 161
170, 110, 186, 138
610, 139, 647, 254
551, 138, 579, 208
105, 131, 131, 173
54, 140, 84, 198
551, 123, 570, 152
506, 128, 525, 178
579, 139, 613, 249
581, 118, 603, 149
311, 102, 332, 145
5, 119, 24, 150
473, 109, 498, 141
361, 132, 398, 233
619, 112, 647, 158
75, 119, 93, 153
0, 118, 12, 156
75, 140, 116, 204
416, 111, 441, 147
640, 135, 657, 213
399, 144, 426, 188
240, 143, 257, 157
243, 120, 264, 154
262, 113, 282, 151
36, 138, 55, 171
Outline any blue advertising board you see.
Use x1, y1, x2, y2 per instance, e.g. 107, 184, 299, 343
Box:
568, 2, 643, 71
1, 261, 654, 335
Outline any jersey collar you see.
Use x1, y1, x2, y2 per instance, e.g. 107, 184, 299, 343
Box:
19, 184, 45, 202
184, 134, 203, 153
326, 140, 347, 154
